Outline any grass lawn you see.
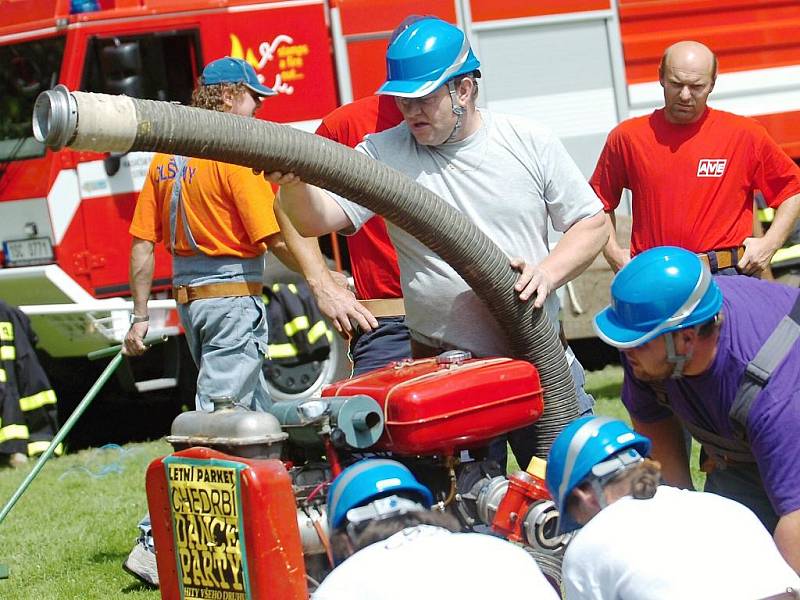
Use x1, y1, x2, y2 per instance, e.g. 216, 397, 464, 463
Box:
0, 365, 701, 599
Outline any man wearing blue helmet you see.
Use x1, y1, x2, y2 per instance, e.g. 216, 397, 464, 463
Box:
545, 416, 799, 598
271, 16, 607, 468
594, 246, 800, 573
313, 459, 559, 599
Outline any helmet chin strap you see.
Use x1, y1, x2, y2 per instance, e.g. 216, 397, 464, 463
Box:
664, 329, 696, 378
445, 79, 466, 143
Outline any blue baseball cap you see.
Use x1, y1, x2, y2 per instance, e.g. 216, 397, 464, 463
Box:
201, 57, 276, 97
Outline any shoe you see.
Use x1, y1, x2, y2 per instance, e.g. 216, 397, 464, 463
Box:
123, 540, 159, 587
8, 453, 28, 469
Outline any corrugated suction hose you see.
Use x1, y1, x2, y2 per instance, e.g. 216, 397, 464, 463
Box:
32, 86, 578, 457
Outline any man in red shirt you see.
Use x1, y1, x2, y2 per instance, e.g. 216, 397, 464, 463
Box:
313, 95, 412, 375
591, 40, 800, 275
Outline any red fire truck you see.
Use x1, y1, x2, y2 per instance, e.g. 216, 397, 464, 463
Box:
1, 0, 799, 428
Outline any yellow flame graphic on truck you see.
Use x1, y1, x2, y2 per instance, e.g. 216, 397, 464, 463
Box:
230, 33, 310, 96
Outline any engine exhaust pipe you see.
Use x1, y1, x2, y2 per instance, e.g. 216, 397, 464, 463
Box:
32, 86, 578, 458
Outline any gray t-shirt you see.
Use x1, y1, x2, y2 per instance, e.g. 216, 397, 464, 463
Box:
333, 110, 603, 356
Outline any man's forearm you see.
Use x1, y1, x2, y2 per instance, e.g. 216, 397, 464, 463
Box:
632, 415, 693, 489
273, 204, 330, 284
540, 210, 608, 288
774, 509, 800, 574
277, 182, 352, 237
601, 211, 629, 272
763, 193, 800, 252
129, 238, 155, 316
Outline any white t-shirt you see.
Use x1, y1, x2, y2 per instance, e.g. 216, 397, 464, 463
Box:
312, 525, 560, 600
332, 110, 603, 357
563, 486, 800, 599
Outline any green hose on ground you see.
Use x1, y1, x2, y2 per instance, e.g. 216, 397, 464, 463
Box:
0, 335, 166, 579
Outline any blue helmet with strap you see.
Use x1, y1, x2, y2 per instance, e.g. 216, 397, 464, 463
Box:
546, 416, 651, 533
376, 17, 480, 98
593, 246, 723, 349
327, 459, 434, 529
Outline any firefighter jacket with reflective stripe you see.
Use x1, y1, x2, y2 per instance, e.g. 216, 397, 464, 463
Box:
264, 282, 332, 365
0, 301, 61, 457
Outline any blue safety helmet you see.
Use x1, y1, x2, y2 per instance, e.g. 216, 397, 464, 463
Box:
593, 246, 723, 349
327, 459, 434, 529
376, 17, 480, 98
546, 416, 652, 533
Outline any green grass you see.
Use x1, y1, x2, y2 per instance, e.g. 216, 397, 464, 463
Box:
0, 441, 168, 599
0, 365, 700, 598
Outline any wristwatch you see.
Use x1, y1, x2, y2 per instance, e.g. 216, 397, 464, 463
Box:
129, 313, 149, 325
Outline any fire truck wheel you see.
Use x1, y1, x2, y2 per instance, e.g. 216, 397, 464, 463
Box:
262, 324, 350, 402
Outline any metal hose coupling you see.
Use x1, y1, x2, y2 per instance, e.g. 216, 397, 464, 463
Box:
473, 475, 571, 554
33, 85, 137, 152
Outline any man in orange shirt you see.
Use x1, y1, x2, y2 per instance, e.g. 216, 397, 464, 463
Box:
123, 57, 293, 413
122, 56, 301, 587
592, 41, 800, 275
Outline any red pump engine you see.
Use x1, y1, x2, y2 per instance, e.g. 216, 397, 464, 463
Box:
146, 352, 571, 599
323, 353, 544, 455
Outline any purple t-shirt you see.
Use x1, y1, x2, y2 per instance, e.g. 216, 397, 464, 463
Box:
622, 275, 800, 516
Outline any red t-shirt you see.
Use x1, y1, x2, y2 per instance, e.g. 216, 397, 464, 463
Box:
590, 108, 800, 255
316, 95, 404, 300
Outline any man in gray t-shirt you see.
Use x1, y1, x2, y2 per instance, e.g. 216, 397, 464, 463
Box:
268, 16, 607, 468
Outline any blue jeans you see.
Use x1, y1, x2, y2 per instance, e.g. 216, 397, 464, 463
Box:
488, 352, 595, 471
350, 317, 412, 376
178, 295, 271, 412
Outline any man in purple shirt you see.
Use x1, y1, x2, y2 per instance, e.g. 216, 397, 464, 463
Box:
593, 246, 800, 574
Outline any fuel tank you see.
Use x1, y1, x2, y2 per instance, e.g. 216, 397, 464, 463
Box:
323, 353, 543, 455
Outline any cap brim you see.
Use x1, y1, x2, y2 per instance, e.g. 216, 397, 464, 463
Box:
245, 82, 277, 97
593, 306, 657, 349
376, 78, 441, 98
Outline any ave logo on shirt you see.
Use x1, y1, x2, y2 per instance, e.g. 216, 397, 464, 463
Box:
697, 159, 727, 177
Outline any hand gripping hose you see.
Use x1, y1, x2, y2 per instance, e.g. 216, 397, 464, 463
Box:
32, 86, 578, 457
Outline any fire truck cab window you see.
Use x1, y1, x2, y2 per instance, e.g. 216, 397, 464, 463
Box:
0, 36, 65, 162
82, 30, 199, 106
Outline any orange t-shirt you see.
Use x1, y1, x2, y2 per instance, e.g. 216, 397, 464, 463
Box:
130, 154, 279, 257
590, 108, 800, 255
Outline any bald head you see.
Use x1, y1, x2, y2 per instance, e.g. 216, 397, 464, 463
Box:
658, 41, 717, 124
660, 41, 717, 82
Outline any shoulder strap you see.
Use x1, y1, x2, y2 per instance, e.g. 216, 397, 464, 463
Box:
730, 291, 800, 440
168, 156, 200, 255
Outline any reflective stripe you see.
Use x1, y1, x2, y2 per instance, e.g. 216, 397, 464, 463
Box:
0, 345, 15, 360
19, 390, 57, 412
556, 417, 615, 506
308, 320, 329, 345
0, 322, 13, 342
271, 283, 281, 292
28, 441, 63, 456
262, 294, 270, 305
268, 343, 298, 359
0, 368, 5, 383
0, 424, 29, 442
287, 283, 298, 294
758, 207, 775, 223
772, 244, 800, 264
284, 315, 310, 337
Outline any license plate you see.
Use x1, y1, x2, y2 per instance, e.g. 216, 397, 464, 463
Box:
3, 237, 54, 267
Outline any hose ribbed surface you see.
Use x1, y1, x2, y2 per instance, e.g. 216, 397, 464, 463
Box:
129, 99, 578, 456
